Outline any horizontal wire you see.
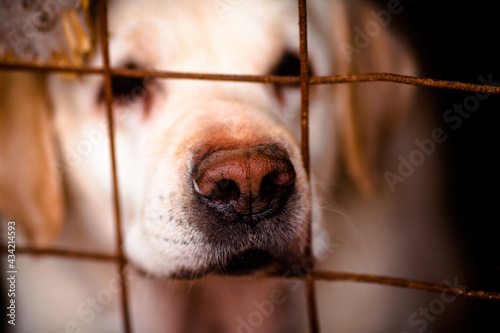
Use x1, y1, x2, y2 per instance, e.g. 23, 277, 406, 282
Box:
1, 62, 499, 95
312, 271, 500, 301
16, 246, 120, 262
0, 62, 297, 83
311, 72, 500, 95
12, 245, 500, 302
0, 62, 104, 74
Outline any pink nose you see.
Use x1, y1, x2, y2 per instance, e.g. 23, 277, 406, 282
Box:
192, 145, 296, 222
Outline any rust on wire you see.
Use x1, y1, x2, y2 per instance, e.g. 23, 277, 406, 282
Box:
313, 271, 500, 301
16, 247, 120, 262
297, 0, 320, 333
0, 62, 301, 83
2, 61, 499, 95
298, 1, 311, 177
97, 1, 132, 332
311, 72, 500, 95
13, 245, 500, 303
0, 62, 104, 74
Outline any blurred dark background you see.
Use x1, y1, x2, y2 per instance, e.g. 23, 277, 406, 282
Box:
372, 0, 500, 331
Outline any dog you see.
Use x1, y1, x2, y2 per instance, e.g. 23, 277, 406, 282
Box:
0, 0, 463, 332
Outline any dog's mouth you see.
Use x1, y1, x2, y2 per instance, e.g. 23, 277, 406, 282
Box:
220, 249, 274, 275
169, 248, 298, 280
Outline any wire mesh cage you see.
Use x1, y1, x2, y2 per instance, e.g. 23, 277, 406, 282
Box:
1, 0, 499, 332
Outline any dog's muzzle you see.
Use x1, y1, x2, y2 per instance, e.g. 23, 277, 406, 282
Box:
187, 144, 305, 276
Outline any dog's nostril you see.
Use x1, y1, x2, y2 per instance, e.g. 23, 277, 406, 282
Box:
262, 171, 294, 189
193, 178, 240, 199
192, 145, 296, 222
214, 179, 240, 201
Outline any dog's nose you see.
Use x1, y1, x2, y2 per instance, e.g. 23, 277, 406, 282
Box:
192, 145, 296, 223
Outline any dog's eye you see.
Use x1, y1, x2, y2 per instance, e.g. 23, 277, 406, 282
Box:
110, 75, 146, 101
272, 52, 302, 78
271, 51, 313, 79
98, 63, 148, 105
271, 51, 313, 107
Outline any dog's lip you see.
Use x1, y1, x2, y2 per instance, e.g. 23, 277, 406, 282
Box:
168, 249, 277, 279
219, 249, 274, 276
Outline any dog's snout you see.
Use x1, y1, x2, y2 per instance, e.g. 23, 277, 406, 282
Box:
192, 145, 296, 222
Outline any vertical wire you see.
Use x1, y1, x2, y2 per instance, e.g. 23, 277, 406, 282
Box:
98, 1, 132, 332
298, 0, 320, 332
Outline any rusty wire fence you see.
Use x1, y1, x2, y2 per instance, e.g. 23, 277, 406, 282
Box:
1, 0, 500, 332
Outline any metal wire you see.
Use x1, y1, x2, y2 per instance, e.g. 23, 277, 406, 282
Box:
1, 0, 500, 332
97, 1, 132, 332
13, 246, 500, 301
297, 0, 320, 332
2, 61, 500, 95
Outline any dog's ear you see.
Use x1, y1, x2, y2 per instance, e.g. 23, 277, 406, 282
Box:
330, 0, 417, 195
0, 72, 65, 247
